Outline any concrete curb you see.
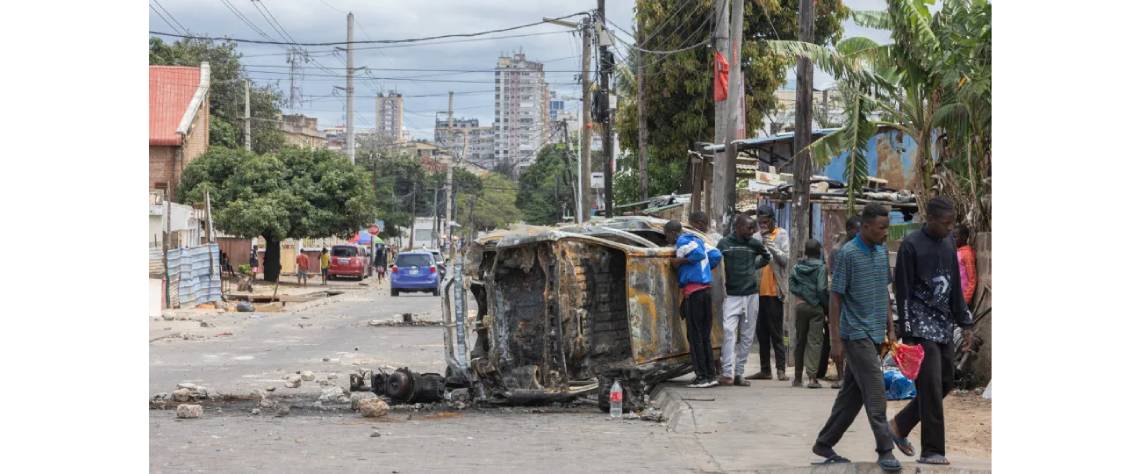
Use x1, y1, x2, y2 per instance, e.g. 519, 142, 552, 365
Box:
649, 385, 690, 433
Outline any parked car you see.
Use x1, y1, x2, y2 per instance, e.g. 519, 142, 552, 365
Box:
427, 249, 447, 277
328, 244, 369, 281
390, 250, 440, 296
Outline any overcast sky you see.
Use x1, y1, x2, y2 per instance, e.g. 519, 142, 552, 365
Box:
150, 0, 891, 140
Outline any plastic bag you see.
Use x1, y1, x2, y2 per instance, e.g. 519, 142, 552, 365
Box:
883, 368, 916, 400
892, 342, 925, 381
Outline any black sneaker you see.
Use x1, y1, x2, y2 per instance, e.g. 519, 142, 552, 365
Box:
686, 378, 705, 388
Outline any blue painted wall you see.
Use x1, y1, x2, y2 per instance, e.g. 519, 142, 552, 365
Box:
820, 129, 918, 192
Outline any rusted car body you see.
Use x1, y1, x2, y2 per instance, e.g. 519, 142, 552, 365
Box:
441, 217, 725, 410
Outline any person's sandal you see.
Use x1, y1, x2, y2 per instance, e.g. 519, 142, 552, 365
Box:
777, 371, 789, 381
733, 376, 751, 387
830, 380, 841, 389
889, 420, 915, 456
877, 453, 902, 472
745, 371, 772, 380
806, 379, 822, 389
917, 454, 950, 465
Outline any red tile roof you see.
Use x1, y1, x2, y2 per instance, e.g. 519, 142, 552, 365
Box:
150, 66, 202, 146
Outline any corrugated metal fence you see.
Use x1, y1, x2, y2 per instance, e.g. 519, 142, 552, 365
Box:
166, 244, 222, 308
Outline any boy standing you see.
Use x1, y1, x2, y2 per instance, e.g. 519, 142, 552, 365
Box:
664, 220, 722, 388
715, 214, 771, 386
295, 251, 310, 286
812, 204, 901, 472
319, 248, 330, 285
790, 239, 828, 389
748, 206, 791, 381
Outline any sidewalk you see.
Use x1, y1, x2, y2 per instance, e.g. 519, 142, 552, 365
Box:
653, 352, 991, 473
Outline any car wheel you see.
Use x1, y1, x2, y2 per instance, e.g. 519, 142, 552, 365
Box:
432, 287, 440, 297
390, 288, 399, 297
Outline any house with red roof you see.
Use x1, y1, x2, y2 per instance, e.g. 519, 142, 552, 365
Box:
149, 62, 210, 200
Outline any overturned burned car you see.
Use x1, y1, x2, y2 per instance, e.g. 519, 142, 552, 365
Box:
440, 217, 725, 411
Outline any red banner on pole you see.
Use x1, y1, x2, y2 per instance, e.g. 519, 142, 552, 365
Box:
714, 51, 729, 102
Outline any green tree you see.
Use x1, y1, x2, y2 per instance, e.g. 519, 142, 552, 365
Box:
457, 173, 521, 234
149, 36, 285, 154
769, 0, 991, 226
516, 144, 577, 225
177, 146, 374, 282
614, 0, 848, 201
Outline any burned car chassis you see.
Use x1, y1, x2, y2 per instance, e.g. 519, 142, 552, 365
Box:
442, 218, 724, 411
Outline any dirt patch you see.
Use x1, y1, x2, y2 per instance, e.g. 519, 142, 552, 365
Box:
886, 391, 991, 459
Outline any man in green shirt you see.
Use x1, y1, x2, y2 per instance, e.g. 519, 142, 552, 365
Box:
714, 214, 771, 386
811, 204, 901, 471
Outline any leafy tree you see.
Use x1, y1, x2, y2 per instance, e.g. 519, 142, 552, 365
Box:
177, 146, 374, 282
149, 36, 285, 154
614, 0, 848, 201
516, 144, 577, 225
357, 150, 484, 240
769, 0, 991, 226
457, 173, 521, 234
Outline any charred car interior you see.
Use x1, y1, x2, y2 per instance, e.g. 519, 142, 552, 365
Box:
439, 217, 725, 411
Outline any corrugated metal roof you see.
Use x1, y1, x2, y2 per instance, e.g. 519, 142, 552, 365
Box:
149, 66, 201, 146
700, 128, 841, 153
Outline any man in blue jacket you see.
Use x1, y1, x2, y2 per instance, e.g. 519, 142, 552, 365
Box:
665, 220, 723, 388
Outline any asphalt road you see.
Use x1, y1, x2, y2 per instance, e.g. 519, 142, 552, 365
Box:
150, 279, 447, 398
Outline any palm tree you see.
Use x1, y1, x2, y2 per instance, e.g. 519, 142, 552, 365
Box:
767, 0, 991, 220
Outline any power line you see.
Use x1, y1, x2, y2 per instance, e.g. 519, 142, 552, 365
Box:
148, 11, 588, 46
151, 0, 190, 35
149, 4, 185, 37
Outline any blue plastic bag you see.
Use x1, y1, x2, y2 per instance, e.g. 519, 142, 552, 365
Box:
883, 368, 916, 400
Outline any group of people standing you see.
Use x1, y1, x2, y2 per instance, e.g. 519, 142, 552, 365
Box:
664, 196, 977, 471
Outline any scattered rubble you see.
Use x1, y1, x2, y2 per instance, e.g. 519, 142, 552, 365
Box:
171, 388, 194, 402
319, 386, 350, 404
370, 431, 381, 438
327, 373, 339, 380
275, 405, 291, 417
321, 357, 330, 362
258, 397, 277, 409
176, 404, 203, 419
357, 399, 390, 418
300, 370, 316, 382
284, 375, 302, 388
199, 321, 214, 328
235, 301, 254, 312
265, 386, 276, 392
251, 408, 261, 415
350, 392, 379, 410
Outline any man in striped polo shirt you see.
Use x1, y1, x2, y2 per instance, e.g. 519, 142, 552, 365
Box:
811, 204, 901, 472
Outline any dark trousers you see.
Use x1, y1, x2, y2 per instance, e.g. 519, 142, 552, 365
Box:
793, 303, 825, 381
815, 338, 895, 454
756, 295, 786, 374
893, 337, 955, 457
818, 323, 844, 380
682, 289, 716, 380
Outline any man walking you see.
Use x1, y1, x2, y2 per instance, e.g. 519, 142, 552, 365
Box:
295, 250, 310, 286
888, 197, 975, 465
748, 205, 791, 381
715, 214, 771, 387
664, 220, 722, 388
811, 204, 901, 471
375, 243, 389, 283
790, 239, 828, 389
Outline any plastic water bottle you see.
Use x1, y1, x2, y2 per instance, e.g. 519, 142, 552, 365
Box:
609, 380, 623, 418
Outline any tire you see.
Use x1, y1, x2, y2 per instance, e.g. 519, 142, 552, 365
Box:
390, 288, 399, 297
432, 287, 440, 297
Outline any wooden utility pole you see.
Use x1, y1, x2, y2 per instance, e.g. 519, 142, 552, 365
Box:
723, 0, 745, 221
578, 16, 593, 223
346, 12, 356, 163
243, 80, 252, 152
788, 0, 816, 369
598, 0, 614, 218
710, 0, 731, 228
445, 91, 454, 250
636, 10, 649, 201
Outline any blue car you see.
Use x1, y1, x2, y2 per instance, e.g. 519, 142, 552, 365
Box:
390, 251, 440, 297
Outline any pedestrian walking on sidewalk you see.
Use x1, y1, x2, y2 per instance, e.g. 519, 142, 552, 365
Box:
747, 205, 791, 381
811, 204, 901, 472
374, 243, 389, 282
888, 197, 975, 466
665, 220, 722, 389
714, 214, 770, 387
790, 239, 828, 389
319, 247, 330, 285
295, 251, 310, 286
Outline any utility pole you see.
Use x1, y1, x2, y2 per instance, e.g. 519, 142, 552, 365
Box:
788, 0, 816, 373
346, 12, 356, 164
243, 79, 252, 152
722, 0, 745, 222
445, 91, 454, 250
636, 10, 649, 201
598, 0, 614, 218
579, 16, 593, 223
710, 0, 731, 228
408, 184, 416, 251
